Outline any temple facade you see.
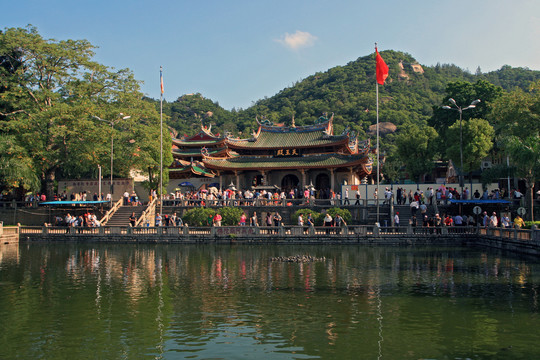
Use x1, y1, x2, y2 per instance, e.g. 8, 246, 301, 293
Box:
169, 115, 372, 194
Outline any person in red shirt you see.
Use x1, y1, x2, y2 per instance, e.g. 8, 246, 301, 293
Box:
213, 213, 222, 226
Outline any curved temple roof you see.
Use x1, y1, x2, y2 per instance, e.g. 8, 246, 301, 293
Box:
203, 153, 370, 171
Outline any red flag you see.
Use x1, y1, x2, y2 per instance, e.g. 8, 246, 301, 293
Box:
375, 48, 389, 85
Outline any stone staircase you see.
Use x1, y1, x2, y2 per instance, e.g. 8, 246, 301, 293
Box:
105, 205, 146, 227
394, 203, 438, 226
366, 205, 391, 226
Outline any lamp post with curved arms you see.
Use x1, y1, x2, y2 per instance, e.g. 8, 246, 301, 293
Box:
93, 113, 131, 204
442, 98, 480, 195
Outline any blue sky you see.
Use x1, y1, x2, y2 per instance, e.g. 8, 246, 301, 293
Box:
3, 0, 539, 110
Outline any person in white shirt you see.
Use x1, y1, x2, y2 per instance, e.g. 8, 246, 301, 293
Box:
489, 212, 498, 227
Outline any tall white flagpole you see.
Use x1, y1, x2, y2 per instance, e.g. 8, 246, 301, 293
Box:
160, 66, 164, 215
375, 44, 380, 226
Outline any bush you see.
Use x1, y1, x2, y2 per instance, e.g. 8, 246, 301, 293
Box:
326, 208, 352, 224
183, 207, 217, 226
219, 207, 244, 226
523, 221, 540, 229
291, 209, 323, 225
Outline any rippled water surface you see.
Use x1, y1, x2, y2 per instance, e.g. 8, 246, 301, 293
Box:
0, 243, 539, 359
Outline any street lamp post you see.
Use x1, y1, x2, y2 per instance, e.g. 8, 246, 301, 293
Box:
93, 114, 131, 205
442, 98, 480, 196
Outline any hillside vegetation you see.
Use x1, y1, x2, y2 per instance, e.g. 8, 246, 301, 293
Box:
161, 50, 539, 142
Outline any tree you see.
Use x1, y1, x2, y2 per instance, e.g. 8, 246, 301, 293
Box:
491, 81, 540, 220
394, 123, 439, 185
430, 80, 503, 142
0, 26, 167, 197
0, 134, 40, 195
445, 118, 495, 182
505, 135, 539, 220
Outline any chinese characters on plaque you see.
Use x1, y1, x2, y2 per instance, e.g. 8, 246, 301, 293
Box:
274, 148, 302, 157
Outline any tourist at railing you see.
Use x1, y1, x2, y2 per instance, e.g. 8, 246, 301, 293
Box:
239, 212, 247, 226
513, 215, 524, 228
335, 214, 346, 234
323, 213, 332, 234
213, 213, 222, 226
265, 213, 273, 228
250, 212, 258, 227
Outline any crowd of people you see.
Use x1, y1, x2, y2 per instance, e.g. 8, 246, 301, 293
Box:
52, 212, 101, 227
409, 211, 526, 229
161, 187, 337, 207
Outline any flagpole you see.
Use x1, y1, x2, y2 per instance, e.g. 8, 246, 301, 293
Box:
375, 43, 380, 226
160, 66, 164, 215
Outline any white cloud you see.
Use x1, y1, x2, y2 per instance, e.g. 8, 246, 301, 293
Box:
276, 30, 317, 50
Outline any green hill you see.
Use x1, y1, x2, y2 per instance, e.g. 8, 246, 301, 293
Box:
161, 50, 539, 142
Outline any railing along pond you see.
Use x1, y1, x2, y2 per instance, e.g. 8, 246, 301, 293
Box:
18, 224, 537, 243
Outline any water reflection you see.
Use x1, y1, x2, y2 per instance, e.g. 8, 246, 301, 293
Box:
0, 243, 19, 267
0, 244, 539, 359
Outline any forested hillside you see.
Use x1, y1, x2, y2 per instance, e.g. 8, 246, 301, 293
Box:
160, 50, 539, 141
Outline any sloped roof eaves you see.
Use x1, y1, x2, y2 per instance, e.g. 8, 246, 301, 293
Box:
227, 132, 349, 149
172, 147, 228, 156
169, 165, 215, 177
172, 138, 226, 147
203, 154, 370, 170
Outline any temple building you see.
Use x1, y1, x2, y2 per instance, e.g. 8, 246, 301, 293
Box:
169, 114, 372, 194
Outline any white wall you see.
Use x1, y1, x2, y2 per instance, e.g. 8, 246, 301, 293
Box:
341, 182, 499, 200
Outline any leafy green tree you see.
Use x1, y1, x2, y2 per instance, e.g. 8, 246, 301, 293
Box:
0, 26, 168, 197
445, 118, 495, 182
0, 134, 40, 194
491, 81, 540, 220
430, 80, 503, 141
505, 135, 539, 220
394, 123, 439, 185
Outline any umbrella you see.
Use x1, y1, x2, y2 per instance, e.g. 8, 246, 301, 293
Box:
179, 182, 194, 187
209, 186, 218, 194
200, 189, 208, 193
410, 201, 419, 209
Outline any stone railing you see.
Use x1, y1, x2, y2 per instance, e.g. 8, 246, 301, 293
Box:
19, 224, 537, 241
135, 197, 157, 227
99, 198, 123, 225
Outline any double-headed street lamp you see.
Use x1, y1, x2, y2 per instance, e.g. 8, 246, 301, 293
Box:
93, 113, 131, 204
442, 98, 480, 195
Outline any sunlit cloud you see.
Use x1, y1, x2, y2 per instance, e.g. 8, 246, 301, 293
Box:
276, 30, 317, 50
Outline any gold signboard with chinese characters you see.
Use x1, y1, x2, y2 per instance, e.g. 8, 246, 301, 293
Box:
274, 148, 302, 157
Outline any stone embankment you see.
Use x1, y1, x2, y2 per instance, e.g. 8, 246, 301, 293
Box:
16, 224, 540, 256
0, 224, 19, 245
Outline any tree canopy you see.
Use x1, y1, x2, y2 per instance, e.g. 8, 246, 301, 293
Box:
0, 26, 170, 197
490, 80, 540, 220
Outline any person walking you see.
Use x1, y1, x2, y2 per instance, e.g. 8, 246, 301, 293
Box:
343, 189, 350, 205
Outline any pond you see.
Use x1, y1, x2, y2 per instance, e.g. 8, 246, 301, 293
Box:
0, 243, 539, 359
